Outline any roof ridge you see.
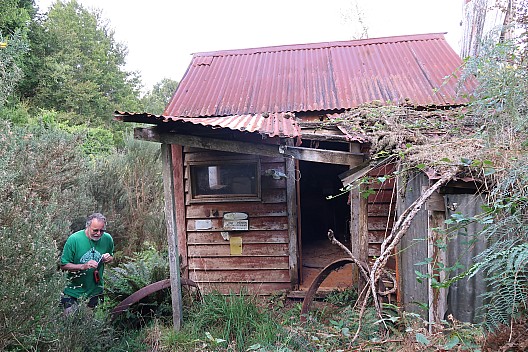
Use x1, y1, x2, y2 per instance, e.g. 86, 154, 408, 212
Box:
193, 32, 447, 57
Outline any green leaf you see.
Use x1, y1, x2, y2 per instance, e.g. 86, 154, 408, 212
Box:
460, 158, 472, 166
483, 167, 496, 176
444, 335, 460, 349
440, 157, 452, 163
415, 333, 430, 345
416, 163, 426, 170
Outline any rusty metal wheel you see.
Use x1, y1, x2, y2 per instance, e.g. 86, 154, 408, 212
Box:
111, 278, 200, 320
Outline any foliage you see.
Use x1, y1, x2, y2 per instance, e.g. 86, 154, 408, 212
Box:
159, 290, 295, 351
0, 120, 95, 350
0, 29, 28, 108
21, 0, 141, 127
105, 248, 171, 328
141, 77, 179, 114
0, 0, 35, 35
87, 135, 166, 254
460, 32, 528, 148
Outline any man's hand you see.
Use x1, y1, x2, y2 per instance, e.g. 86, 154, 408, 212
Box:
83, 260, 98, 270
101, 253, 113, 264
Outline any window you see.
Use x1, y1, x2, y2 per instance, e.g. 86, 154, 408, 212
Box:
190, 161, 260, 201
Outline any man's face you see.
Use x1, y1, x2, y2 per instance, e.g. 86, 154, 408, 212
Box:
87, 219, 106, 241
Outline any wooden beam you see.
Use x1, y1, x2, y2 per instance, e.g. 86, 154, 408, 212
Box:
285, 139, 298, 288
172, 145, 188, 278
161, 143, 183, 330
281, 145, 364, 165
349, 143, 369, 290
134, 127, 366, 166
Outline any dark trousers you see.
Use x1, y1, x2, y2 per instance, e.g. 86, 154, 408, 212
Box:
61, 294, 102, 309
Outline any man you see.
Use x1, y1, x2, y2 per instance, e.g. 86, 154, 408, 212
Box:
60, 212, 114, 313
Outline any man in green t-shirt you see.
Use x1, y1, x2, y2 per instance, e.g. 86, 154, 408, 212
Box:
60, 212, 114, 314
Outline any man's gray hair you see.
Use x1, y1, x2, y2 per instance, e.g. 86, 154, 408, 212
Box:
86, 213, 107, 228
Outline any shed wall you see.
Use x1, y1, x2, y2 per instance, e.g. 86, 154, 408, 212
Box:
183, 148, 291, 294
397, 172, 430, 315
445, 193, 487, 323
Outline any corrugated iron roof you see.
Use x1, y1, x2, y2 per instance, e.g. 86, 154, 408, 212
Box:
114, 111, 301, 138
165, 33, 473, 118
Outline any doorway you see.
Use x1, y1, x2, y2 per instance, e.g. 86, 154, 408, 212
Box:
298, 158, 352, 290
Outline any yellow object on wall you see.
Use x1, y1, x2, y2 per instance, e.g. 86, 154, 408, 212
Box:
230, 236, 242, 255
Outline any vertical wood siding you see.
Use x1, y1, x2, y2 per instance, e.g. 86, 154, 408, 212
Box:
183, 148, 291, 294
397, 172, 430, 315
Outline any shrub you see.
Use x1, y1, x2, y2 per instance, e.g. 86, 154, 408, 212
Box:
0, 121, 94, 349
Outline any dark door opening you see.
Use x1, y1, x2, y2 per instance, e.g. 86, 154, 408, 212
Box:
298, 160, 351, 289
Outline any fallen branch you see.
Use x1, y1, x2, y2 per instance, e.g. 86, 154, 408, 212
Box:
350, 168, 457, 344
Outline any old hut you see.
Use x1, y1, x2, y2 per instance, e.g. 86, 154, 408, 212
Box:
117, 33, 478, 318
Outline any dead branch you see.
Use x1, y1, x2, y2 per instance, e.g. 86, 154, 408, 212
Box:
327, 229, 370, 283
349, 168, 457, 344
369, 169, 457, 315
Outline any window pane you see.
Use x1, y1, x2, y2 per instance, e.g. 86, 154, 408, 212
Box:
191, 163, 258, 197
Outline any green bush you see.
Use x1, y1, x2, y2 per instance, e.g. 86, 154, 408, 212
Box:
0, 120, 95, 350
87, 135, 166, 255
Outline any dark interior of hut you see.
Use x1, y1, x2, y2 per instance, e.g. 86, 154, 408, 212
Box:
298, 148, 353, 290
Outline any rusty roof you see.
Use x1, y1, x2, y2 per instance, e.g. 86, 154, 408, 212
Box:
165, 33, 473, 118
114, 111, 301, 139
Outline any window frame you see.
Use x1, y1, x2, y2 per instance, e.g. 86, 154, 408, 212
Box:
189, 159, 261, 203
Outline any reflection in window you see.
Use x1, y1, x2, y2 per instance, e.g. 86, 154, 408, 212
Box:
191, 162, 259, 199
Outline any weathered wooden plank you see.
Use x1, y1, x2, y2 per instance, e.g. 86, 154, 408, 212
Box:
369, 163, 396, 176
189, 256, 290, 270
349, 143, 369, 288
188, 243, 289, 256
186, 216, 288, 231
136, 128, 365, 165
368, 216, 394, 231
197, 282, 292, 295
137, 128, 285, 158
172, 145, 188, 278
368, 203, 395, 216
369, 230, 391, 244
281, 145, 364, 166
186, 203, 288, 219
367, 189, 396, 203
368, 178, 396, 190
161, 143, 183, 330
261, 189, 287, 203
285, 141, 299, 287
261, 177, 287, 190
189, 269, 290, 283
185, 151, 260, 162
187, 231, 289, 244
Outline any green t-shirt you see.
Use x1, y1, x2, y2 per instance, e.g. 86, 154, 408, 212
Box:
60, 229, 114, 299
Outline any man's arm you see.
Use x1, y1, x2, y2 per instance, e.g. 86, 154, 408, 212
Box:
61, 260, 98, 272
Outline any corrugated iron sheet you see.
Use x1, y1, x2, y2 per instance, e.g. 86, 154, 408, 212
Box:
114, 111, 301, 138
165, 33, 474, 118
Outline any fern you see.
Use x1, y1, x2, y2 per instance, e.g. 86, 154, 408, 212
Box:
473, 228, 528, 330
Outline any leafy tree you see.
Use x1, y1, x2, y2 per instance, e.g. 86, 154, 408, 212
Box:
0, 29, 28, 108
140, 78, 179, 115
22, 0, 141, 127
0, 0, 35, 35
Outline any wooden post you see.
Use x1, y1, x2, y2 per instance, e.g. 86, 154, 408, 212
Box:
172, 145, 188, 278
349, 143, 369, 290
426, 188, 447, 330
161, 143, 183, 330
285, 140, 299, 288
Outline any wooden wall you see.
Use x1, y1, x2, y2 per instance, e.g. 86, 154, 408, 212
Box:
182, 148, 292, 294
367, 163, 396, 262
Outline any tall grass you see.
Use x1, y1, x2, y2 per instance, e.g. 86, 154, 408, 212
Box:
158, 290, 304, 351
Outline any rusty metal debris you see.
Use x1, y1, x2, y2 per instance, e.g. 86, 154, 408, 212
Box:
111, 278, 200, 319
